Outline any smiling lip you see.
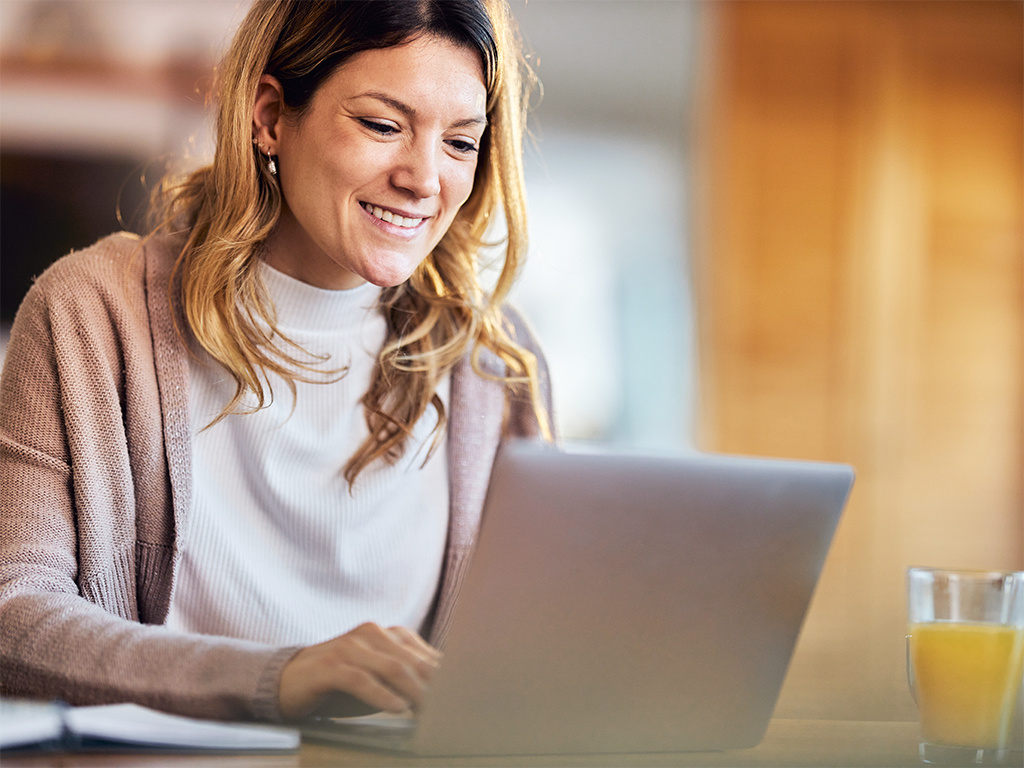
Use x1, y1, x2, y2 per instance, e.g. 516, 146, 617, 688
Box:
360, 201, 428, 229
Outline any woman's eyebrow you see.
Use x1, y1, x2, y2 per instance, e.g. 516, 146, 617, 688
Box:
354, 90, 487, 128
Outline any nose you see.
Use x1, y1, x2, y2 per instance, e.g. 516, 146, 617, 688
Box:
391, 139, 442, 199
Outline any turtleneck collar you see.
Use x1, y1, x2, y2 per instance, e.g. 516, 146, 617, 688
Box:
258, 259, 384, 334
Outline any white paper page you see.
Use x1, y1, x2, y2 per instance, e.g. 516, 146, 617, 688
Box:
64, 703, 299, 751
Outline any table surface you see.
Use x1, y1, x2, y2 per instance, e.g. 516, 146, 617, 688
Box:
0, 718, 943, 768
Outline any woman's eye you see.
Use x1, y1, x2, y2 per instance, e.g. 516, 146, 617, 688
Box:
447, 139, 479, 155
359, 119, 398, 135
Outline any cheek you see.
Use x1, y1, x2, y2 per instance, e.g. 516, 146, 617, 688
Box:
321, 151, 379, 199
444, 164, 480, 213
290, 132, 383, 201
279, 143, 334, 214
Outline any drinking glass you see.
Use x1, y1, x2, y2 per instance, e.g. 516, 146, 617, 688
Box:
906, 567, 1024, 766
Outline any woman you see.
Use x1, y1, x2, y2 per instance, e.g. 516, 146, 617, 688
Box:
0, 0, 554, 723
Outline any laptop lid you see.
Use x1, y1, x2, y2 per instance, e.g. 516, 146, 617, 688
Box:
410, 442, 854, 756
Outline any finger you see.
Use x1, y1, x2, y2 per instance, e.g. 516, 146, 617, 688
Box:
328, 661, 415, 714
351, 623, 439, 679
339, 628, 433, 707
385, 627, 443, 673
387, 625, 442, 658
279, 645, 404, 720
280, 626, 435, 719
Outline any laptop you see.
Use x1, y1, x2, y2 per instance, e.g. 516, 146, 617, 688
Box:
302, 441, 855, 756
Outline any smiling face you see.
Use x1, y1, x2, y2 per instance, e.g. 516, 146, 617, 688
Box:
253, 35, 487, 290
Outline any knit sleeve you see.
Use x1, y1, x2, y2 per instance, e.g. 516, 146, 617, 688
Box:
0, 242, 298, 722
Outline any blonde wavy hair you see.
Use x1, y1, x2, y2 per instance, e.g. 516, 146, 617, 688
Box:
152, 0, 550, 483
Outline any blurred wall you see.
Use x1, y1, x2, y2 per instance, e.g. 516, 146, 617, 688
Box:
694, 0, 1023, 719
0, 0, 244, 329
511, 0, 699, 447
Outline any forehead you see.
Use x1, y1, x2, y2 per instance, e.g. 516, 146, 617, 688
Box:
320, 35, 487, 117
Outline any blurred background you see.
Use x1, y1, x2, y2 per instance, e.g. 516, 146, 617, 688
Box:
1, 0, 1020, 724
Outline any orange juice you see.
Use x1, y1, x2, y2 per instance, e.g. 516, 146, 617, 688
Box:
908, 622, 1024, 748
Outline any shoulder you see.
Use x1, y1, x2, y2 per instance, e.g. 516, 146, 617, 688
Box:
499, 303, 545, 356
7, 232, 187, 370
500, 303, 557, 441
458, 302, 546, 381
28, 233, 141, 308
24, 232, 181, 319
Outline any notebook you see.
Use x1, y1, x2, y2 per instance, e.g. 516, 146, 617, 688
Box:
0, 699, 299, 753
302, 442, 855, 756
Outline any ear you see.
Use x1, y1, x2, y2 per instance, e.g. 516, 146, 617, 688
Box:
252, 74, 285, 153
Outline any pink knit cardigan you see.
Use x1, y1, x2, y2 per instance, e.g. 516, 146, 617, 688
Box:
0, 232, 552, 722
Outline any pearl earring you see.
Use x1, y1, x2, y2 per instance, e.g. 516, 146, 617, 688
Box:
251, 137, 277, 176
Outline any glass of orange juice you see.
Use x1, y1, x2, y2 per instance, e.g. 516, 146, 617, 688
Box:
907, 567, 1024, 766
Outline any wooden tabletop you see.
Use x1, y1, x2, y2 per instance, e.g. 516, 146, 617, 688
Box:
0, 718, 934, 768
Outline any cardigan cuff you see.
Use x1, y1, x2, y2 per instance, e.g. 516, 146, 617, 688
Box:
252, 645, 304, 723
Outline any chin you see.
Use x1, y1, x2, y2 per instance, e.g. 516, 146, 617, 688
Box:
359, 256, 425, 289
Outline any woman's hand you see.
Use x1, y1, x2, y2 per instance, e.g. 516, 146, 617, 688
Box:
278, 623, 441, 720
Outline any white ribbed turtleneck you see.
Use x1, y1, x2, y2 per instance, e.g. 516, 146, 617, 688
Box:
166, 262, 449, 645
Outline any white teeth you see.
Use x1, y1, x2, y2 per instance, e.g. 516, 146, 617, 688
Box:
364, 203, 422, 229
